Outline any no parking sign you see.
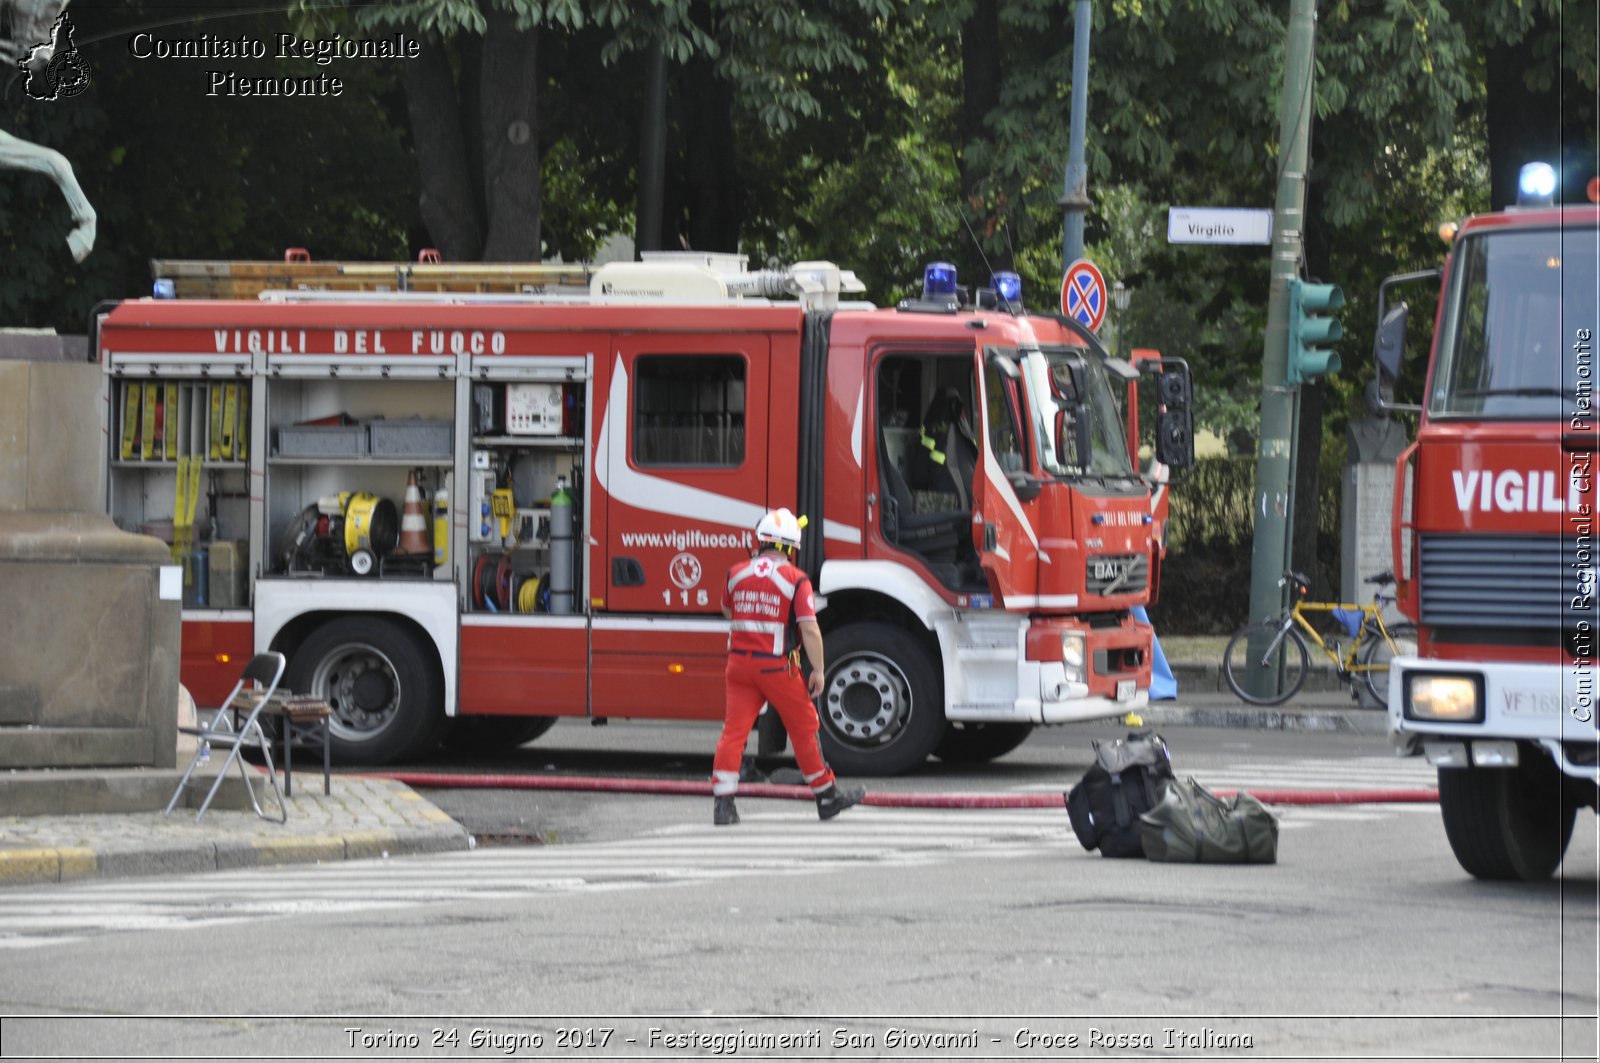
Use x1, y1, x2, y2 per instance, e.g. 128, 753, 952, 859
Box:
1060, 258, 1107, 332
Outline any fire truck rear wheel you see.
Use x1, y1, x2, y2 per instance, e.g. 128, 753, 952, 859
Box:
934, 722, 1035, 764
1437, 748, 1576, 881
286, 617, 444, 765
818, 622, 943, 776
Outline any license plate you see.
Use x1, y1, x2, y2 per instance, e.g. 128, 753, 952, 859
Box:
1116, 679, 1135, 702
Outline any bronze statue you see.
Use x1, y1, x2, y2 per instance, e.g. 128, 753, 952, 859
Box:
2, 0, 97, 261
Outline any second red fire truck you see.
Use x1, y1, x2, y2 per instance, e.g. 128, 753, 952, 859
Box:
97, 253, 1192, 774
1378, 163, 1599, 879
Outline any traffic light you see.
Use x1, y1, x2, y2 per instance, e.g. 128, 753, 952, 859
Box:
1154, 363, 1194, 469
1286, 277, 1344, 385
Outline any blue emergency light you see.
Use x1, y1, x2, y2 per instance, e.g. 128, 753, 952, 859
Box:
922, 262, 958, 300
991, 271, 1022, 304
1518, 162, 1557, 206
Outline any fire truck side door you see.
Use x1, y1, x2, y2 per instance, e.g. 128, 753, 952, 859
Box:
597, 334, 771, 614
971, 347, 1041, 605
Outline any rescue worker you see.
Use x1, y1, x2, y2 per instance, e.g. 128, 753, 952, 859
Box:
712, 507, 864, 826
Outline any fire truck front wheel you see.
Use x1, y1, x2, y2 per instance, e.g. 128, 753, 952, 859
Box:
818, 623, 943, 776
934, 722, 1035, 764
1437, 748, 1576, 881
286, 617, 445, 765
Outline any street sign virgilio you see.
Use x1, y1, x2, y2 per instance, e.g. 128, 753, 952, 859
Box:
1167, 208, 1272, 245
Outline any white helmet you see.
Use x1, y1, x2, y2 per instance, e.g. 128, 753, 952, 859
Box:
756, 507, 805, 549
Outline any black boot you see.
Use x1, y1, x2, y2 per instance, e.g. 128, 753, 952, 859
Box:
816, 784, 865, 820
713, 795, 740, 826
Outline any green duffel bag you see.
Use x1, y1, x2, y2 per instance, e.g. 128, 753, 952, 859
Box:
1139, 776, 1279, 864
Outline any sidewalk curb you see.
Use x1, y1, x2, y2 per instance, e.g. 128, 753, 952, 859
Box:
0, 780, 472, 887
1142, 703, 1388, 737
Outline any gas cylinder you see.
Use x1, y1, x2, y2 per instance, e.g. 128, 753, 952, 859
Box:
549, 475, 575, 614
433, 488, 450, 567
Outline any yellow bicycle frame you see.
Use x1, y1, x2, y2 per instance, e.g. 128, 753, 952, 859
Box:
1287, 599, 1401, 674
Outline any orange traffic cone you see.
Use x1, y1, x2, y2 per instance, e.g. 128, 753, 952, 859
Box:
397, 470, 432, 556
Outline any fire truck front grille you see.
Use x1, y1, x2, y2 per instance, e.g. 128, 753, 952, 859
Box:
1086, 554, 1148, 597
1419, 534, 1593, 630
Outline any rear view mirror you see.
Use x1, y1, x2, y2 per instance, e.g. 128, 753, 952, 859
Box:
1155, 408, 1194, 469
1375, 302, 1408, 383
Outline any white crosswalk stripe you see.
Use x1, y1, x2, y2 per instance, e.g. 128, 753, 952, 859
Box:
0, 808, 1070, 950
1020, 754, 1438, 796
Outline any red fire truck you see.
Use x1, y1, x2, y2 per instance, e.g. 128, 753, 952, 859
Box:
1378, 163, 1599, 879
96, 253, 1192, 774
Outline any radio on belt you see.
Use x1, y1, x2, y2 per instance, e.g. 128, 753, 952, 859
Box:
505, 383, 563, 435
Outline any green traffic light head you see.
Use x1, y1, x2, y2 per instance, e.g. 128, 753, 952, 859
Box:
1286, 276, 1345, 385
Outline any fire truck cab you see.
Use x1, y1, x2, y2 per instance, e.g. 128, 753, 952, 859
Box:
1377, 163, 1600, 879
97, 253, 1192, 775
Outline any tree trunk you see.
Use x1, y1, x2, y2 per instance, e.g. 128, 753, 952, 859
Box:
401, 36, 483, 260
682, 56, 740, 253
960, 0, 1001, 199
1484, 41, 1553, 211
478, 12, 541, 261
636, 40, 668, 255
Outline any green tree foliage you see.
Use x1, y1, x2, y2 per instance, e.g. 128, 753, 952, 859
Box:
2, 0, 1592, 380
1, 1, 414, 331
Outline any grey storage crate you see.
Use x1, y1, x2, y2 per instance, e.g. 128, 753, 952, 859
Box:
275, 424, 367, 457
368, 418, 453, 458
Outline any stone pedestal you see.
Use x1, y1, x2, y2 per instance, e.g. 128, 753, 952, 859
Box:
1340, 414, 1409, 606
0, 340, 180, 771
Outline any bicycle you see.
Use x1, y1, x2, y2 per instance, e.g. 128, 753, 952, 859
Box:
1222, 570, 1418, 707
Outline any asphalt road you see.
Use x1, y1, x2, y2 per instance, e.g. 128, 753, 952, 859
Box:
406, 715, 1401, 842
3, 720, 1595, 1060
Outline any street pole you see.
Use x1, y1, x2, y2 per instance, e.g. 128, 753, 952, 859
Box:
1060, 0, 1092, 270
1244, 0, 1317, 697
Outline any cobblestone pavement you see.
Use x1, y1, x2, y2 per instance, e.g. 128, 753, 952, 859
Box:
0, 775, 470, 887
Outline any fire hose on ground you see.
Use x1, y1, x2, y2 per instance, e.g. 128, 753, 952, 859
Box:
371, 771, 1439, 808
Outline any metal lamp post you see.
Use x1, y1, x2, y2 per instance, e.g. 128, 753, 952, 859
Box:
1111, 281, 1130, 354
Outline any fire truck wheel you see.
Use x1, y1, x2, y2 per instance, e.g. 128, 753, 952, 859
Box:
286, 617, 444, 765
933, 722, 1035, 764
818, 622, 943, 776
1437, 749, 1576, 881
442, 716, 557, 753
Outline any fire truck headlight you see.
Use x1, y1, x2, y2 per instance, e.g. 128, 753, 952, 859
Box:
1405, 674, 1483, 723
1062, 633, 1087, 683
1517, 162, 1557, 206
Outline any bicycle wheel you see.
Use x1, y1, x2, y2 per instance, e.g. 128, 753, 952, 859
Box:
1222, 621, 1310, 706
1359, 623, 1418, 707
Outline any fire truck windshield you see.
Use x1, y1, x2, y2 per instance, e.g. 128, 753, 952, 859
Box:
1024, 348, 1136, 479
1431, 225, 1599, 420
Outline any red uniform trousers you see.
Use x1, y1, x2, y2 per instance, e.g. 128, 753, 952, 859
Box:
712, 652, 836, 797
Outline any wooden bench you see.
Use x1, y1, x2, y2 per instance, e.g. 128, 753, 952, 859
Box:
231, 690, 333, 797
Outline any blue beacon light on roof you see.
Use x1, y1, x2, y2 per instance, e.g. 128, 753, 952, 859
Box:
922, 262, 958, 299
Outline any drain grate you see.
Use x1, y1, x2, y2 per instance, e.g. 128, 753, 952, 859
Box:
472, 830, 546, 847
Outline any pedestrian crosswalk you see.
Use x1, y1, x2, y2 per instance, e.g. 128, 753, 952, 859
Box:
0, 759, 1442, 951
1180, 754, 1439, 794
0, 807, 1070, 950
1016, 753, 1438, 799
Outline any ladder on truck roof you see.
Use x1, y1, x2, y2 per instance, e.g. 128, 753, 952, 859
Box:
150, 251, 595, 300
150, 250, 868, 311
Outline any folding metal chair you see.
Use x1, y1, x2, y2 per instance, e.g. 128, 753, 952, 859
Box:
164, 651, 288, 823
